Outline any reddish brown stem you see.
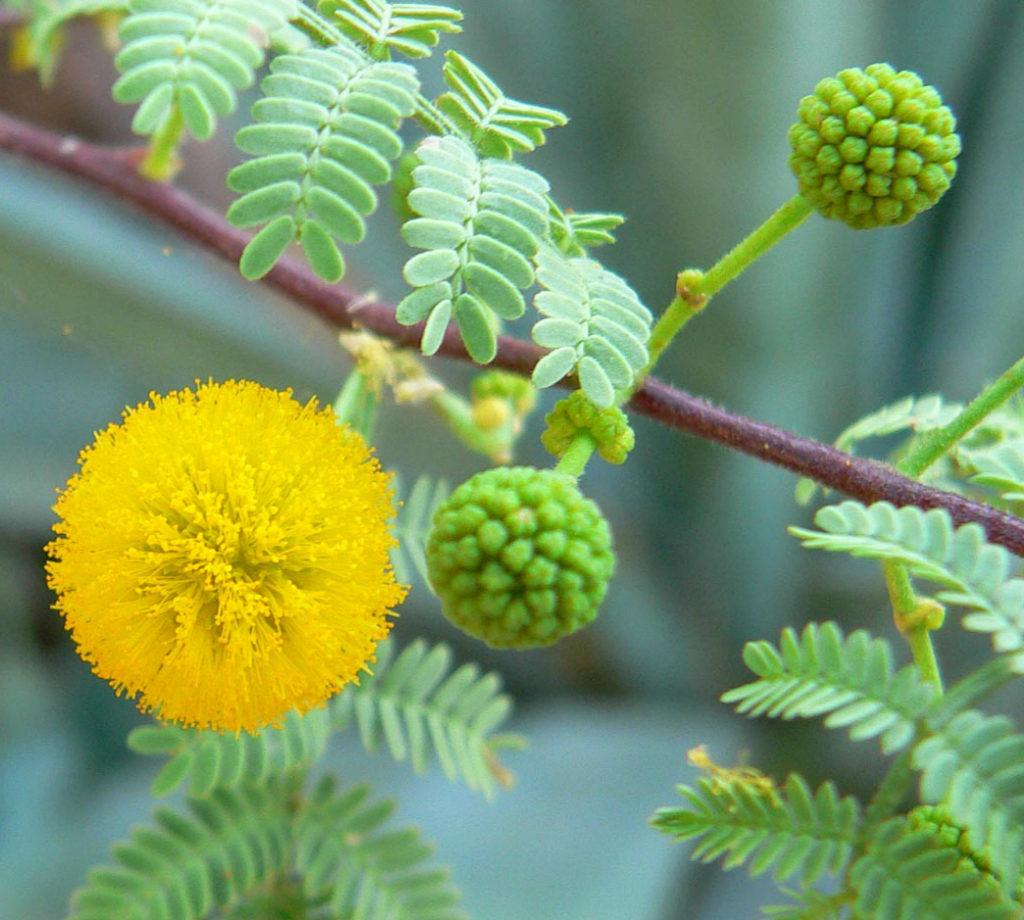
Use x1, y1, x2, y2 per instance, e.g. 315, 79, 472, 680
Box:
3, 110, 1024, 555
0, 7, 24, 29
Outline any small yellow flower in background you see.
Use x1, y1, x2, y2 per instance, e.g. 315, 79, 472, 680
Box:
45, 380, 407, 733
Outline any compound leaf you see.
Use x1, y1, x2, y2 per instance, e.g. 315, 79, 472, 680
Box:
332, 638, 519, 799
66, 784, 292, 920
396, 135, 549, 362
437, 50, 566, 158
296, 775, 463, 920
228, 43, 419, 280
912, 711, 1024, 894
652, 772, 861, 888
126, 706, 332, 799
113, 0, 296, 141
850, 815, 1019, 920
320, 0, 462, 60
389, 474, 449, 590
530, 245, 652, 407
791, 501, 1024, 671
723, 622, 936, 755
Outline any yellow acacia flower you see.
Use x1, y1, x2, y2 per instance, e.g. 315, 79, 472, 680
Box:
45, 380, 407, 733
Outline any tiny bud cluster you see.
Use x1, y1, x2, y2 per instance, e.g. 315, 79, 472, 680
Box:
542, 391, 635, 465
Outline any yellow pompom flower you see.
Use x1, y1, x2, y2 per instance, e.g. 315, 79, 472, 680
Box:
45, 380, 407, 733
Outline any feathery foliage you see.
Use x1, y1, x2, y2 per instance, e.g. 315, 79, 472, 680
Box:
331, 638, 518, 799
952, 399, 1024, 471
830, 394, 962, 456
395, 134, 549, 362
530, 245, 653, 408
319, 0, 462, 60
11, 0, 127, 84
227, 43, 419, 280
928, 402, 1024, 507
128, 705, 332, 798
67, 777, 463, 920
968, 441, 1024, 505
722, 622, 936, 754
66, 783, 293, 920
296, 775, 463, 920
912, 710, 1024, 893
760, 890, 850, 920
127, 637, 517, 800
437, 50, 567, 158
113, 0, 297, 141
797, 395, 1024, 506
652, 772, 861, 887
791, 501, 1024, 670
848, 815, 1019, 920
548, 202, 625, 256
931, 657, 1019, 728
390, 473, 450, 590
860, 752, 918, 839
12, 4, 1017, 917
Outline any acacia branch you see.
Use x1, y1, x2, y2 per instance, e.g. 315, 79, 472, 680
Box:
0, 7, 23, 29
4, 110, 1024, 556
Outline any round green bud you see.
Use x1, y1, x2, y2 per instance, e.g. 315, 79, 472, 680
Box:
788, 64, 959, 228
542, 391, 635, 465
426, 466, 615, 648
471, 396, 511, 431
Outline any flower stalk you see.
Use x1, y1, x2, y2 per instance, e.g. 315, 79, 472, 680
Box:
642, 194, 813, 379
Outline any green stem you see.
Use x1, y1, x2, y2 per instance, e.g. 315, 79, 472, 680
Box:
883, 556, 917, 615
641, 271, 705, 380
883, 561, 943, 692
555, 433, 597, 479
903, 616, 943, 691
429, 390, 512, 463
883, 353, 1024, 690
139, 108, 184, 181
641, 193, 814, 381
693, 193, 814, 299
852, 366, 1024, 853
898, 352, 1024, 478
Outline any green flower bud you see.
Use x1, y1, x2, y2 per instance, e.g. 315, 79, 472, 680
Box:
542, 391, 635, 465
789, 64, 959, 228
471, 370, 537, 415
426, 466, 615, 648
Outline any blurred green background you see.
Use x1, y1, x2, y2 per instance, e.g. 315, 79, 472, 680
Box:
3, 1, 1024, 917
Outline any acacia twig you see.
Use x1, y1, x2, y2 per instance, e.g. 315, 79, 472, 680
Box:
0, 7, 24, 30
3, 110, 1024, 555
